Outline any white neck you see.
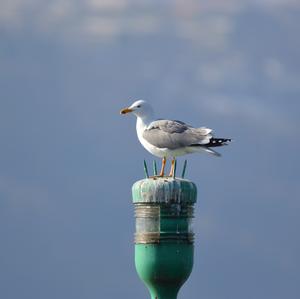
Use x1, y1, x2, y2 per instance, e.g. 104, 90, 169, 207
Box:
136, 115, 152, 130
138, 114, 153, 126
136, 114, 154, 140
135, 108, 155, 126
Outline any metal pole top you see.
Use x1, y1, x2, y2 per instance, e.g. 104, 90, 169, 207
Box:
132, 177, 197, 205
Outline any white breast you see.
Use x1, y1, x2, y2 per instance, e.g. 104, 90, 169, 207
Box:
136, 118, 167, 158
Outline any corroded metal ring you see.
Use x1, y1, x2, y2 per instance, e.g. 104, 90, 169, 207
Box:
134, 203, 195, 244
134, 204, 160, 218
135, 232, 194, 244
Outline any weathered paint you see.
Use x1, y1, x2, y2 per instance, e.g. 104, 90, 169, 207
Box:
132, 177, 197, 204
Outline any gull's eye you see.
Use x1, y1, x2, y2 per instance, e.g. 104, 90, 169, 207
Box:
137, 105, 141, 108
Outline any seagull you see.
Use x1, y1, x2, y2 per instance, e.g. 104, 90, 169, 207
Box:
120, 100, 231, 177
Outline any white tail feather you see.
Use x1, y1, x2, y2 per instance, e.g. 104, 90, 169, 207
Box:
192, 146, 221, 157
196, 127, 213, 135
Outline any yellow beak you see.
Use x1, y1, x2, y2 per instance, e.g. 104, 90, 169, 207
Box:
120, 107, 133, 114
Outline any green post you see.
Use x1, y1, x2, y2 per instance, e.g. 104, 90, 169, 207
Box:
132, 177, 197, 299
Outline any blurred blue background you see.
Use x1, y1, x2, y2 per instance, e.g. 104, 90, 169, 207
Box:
1, 1, 299, 298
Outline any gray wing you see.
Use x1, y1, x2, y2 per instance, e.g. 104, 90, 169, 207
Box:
143, 119, 213, 149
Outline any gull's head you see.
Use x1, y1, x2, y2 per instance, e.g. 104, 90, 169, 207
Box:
120, 100, 154, 119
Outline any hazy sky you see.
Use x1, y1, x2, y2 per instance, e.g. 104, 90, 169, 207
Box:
1, 1, 299, 298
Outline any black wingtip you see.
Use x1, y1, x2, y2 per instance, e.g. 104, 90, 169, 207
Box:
207, 138, 232, 147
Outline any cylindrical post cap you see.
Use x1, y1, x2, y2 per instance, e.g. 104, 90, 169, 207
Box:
132, 177, 197, 204
132, 177, 197, 244
133, 177, 197, 298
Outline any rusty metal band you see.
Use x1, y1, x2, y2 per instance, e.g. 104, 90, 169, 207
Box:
135, 232, 195, 244
135, 232, 160, 244
135, 204, 160, 218
134, 204, 194, 218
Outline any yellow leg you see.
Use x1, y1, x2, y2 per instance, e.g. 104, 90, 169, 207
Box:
169, 158, 175, 177
159, 157, 167, 177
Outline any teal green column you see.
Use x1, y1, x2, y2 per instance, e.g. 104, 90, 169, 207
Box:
132, 177, 197, 299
